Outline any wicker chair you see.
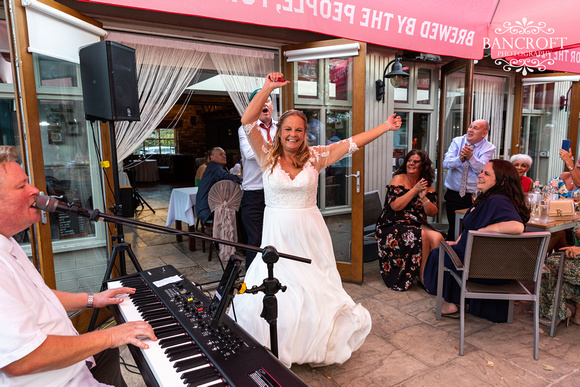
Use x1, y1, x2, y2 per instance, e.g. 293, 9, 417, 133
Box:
435, 230, 551, 360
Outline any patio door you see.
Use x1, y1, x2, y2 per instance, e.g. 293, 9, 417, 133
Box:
437, 59, 474, 219
281, 39, 366, 283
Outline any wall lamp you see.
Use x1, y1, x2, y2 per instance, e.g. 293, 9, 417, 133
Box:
375, 58, 409, 103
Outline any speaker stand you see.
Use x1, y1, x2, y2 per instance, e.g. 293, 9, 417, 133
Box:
88, 120, 142, 331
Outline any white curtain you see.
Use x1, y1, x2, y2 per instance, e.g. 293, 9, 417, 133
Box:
107, 32, 208, 162
472, 74, 507, 157
208, 47, 276, 116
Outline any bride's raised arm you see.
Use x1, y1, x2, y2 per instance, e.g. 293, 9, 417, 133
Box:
241, 73, 290, 166
312, 114, 401, 170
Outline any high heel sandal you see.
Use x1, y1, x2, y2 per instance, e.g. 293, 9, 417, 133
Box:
539, 303, 574, 327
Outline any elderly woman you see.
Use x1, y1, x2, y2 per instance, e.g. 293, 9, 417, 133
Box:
422, 159, 530, 322
510, 153, 533, 192
375, 150, 443, 291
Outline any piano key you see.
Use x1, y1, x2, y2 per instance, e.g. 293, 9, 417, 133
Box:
108, 280, 190, 386
108, 267, 307, 387
149, 317, 175, 328
159, 335, 190, 349
181, 365, 221, 386
174, 355, 207, 372
167, 345, 200, 362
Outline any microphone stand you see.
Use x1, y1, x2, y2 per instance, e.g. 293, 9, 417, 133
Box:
45, 200, 310, 356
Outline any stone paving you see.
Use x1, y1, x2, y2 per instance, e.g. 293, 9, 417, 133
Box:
114, 183, 580, 386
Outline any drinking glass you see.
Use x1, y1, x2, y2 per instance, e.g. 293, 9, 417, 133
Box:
526, 193, 539, 221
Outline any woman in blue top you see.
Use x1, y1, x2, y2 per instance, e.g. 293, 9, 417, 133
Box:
422, 159, 531, 322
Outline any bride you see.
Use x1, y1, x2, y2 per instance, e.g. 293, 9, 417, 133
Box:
230, 73, 401, 367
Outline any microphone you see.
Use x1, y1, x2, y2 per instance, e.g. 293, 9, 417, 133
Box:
34, 195, 101, 221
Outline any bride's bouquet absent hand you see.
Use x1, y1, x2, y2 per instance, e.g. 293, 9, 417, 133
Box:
560, 245, 580, 258
386, 114, 402, 132
413, 178, 428, 196
265, 72, 290, 89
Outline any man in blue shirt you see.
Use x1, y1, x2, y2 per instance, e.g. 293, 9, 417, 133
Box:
195, 147, 242, 222
443, 119, 495, 240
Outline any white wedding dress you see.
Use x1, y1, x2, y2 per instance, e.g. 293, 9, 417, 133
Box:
229, 122, 372, 368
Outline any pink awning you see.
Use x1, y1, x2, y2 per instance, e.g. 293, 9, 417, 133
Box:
79, 0, 496, 59
78, 0, 580, 73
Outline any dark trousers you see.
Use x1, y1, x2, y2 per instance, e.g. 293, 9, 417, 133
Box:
444, 189, 473, 241
241, 190, 266, 269
89, 347, 127, 387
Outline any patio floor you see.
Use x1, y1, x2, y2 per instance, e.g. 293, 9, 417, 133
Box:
112, 182, 580, 386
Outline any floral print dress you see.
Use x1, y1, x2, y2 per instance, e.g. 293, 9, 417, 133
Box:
375, 185, 437, 291
540, 222, 580, 320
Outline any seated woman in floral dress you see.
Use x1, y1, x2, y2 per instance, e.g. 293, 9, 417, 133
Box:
540, 222, 580, 326
375, 150, 443, 291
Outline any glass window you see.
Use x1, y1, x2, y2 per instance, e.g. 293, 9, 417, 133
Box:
0, 98, 18, 145
392, 112, 409, 174
328, 58, 351, 102
38, 56, 79, 88
412, 112, 430, 150
416, 69, 431, 105
520, 81, 572, 184
35, 54, 108, 296
393, 77, 409, 103
134, 128, 176, 155
294, 57, 353, 212
296, 60, 319, 99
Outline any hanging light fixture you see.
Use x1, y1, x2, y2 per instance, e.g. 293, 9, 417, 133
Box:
375, 58, 409, 103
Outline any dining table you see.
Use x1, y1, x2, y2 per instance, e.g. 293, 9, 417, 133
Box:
455, 208, 580, 237
166, 187, 198, 251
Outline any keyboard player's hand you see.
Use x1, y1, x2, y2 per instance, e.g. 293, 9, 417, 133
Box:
94, 286, 136, 308
107, 321, 158, 350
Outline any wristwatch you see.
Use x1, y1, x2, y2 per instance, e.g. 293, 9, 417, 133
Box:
87, 293, 94, 309
568, 165, 575, 171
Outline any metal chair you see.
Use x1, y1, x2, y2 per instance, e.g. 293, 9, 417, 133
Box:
348, 190, 382, 262
547, 252, 576, 337
435, 230, 551, 360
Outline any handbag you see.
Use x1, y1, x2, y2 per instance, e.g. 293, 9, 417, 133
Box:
548, 199, 575, 220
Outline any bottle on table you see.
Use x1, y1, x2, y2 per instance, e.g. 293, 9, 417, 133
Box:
530, 180, 541, 220
549, 180, 560, 201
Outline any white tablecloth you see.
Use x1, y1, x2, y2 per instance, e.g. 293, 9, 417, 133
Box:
135, 159, 159, 182
166, 187, 198, 227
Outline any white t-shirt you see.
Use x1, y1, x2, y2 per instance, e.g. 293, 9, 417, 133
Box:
0, 235, 105, 386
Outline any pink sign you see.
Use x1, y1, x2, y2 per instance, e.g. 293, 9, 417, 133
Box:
78, 0, 496, 59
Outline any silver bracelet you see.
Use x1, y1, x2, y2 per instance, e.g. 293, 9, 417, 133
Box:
87, 293, 94, 309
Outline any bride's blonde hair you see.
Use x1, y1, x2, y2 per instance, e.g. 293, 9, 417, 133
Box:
266, 110, 310, 173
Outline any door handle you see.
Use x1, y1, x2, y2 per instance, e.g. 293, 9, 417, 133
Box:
345, 171, 360, 193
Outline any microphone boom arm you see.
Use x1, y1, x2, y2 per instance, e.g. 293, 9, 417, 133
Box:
35, 196, 311, 264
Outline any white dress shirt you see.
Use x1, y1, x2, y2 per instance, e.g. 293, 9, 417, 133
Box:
0, 235, 104, 386
238, 119, 277, 191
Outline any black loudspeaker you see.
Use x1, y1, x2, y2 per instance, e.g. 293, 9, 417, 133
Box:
79, 40, 140, 122
119, 186, 135, 218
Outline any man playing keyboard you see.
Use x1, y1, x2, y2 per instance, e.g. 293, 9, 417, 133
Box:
0, 146, 157, 386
